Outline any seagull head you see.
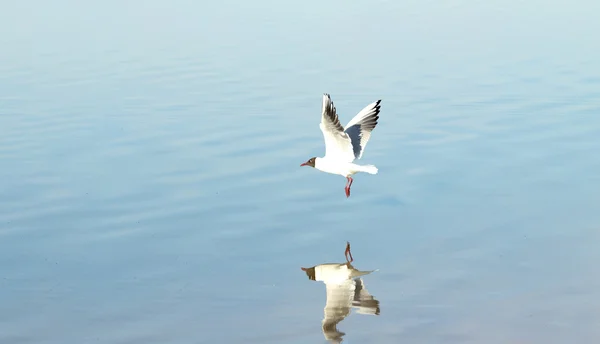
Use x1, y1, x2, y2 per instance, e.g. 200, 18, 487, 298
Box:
301, 266, 316, 281
300, 157, 316, 168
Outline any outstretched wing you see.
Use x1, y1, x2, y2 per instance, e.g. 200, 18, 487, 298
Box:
319, 94, 356, 162
343, 99, 381, 160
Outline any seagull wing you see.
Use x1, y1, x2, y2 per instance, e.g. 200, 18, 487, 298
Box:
319, 94, 356, 162
343, 99, 382, 160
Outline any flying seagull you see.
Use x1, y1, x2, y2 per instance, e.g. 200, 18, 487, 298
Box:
301, 93, 382, 197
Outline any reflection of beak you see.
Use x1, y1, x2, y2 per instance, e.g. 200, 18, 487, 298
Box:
300, 162, 308, 166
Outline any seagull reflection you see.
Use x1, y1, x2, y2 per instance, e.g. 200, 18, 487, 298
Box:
301, 242, 380, 343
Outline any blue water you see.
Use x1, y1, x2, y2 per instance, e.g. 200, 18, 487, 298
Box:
2, 0, 600, 343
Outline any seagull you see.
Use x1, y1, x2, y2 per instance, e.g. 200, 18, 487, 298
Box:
301, 93, 382, 197
301, 242, 380, 343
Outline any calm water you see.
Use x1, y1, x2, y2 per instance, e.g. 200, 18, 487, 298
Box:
2, 0, 600, 343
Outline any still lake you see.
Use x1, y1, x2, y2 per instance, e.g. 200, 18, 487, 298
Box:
2, 0, 600, 343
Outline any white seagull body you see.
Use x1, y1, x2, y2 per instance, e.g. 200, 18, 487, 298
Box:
301, 93, 382, 197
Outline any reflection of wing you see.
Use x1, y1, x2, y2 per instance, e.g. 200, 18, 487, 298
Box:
352, 278, 380, 315
322, 279, 355, 343
321, 277, 381, 342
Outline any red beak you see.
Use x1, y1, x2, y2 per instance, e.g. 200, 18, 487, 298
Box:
300, 162, 308, 166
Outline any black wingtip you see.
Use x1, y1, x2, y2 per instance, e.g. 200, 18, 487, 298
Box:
374, 100, 382, 115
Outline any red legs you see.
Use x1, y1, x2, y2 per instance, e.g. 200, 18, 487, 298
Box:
344, 176, 354, 198
344, 241, 354, 264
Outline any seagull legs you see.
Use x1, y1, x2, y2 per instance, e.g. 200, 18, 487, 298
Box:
344, 176, 354, 198
344, 241, 354, 263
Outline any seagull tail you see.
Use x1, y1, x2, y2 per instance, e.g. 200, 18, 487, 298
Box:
361, 165, 378, 175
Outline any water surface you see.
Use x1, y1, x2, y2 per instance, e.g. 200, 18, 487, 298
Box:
1, 0, 600, 343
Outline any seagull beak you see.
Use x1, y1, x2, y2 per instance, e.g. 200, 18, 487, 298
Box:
300, 162, 308, 166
